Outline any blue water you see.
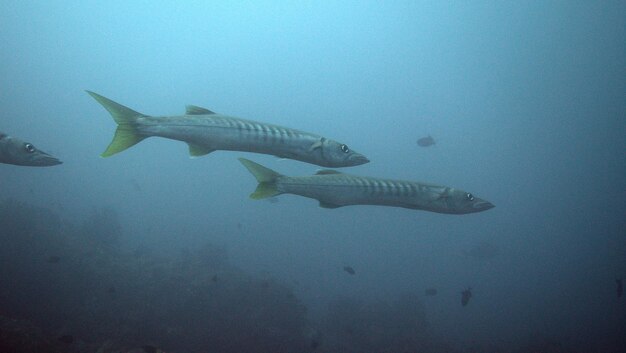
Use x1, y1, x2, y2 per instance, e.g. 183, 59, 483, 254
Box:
1, 2, 624, 352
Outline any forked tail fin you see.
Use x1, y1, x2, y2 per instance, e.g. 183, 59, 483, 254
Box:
238, 158, 283, 199
87, 91, 147, 157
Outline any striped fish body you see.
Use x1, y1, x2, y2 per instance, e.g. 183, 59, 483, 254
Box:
87, 91, 369, 168
239, 158, 494, 215
279, 173, 476, 213
138, 114, 323, 162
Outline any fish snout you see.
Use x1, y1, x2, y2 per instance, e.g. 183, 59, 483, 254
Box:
473, 199, 495, 212
348, 153, 370, 166
35, 152, 62, 166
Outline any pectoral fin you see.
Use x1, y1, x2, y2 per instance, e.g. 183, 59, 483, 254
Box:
308, 137, 326, 152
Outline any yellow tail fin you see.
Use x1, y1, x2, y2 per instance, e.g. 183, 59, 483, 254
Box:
238, 158, 283, 199
86, 91, 147, 157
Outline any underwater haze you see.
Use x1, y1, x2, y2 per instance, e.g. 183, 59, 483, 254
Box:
1, 1, 625, 352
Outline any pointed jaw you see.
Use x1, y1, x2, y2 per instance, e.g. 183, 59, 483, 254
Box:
471, 198, 495, 213
31, 152, 62, 166
347, 153, 370, 166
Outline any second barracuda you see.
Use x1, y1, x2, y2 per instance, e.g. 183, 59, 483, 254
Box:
87, 91, 369, 168
239, 158, 494, 214
0, 132, 61, 166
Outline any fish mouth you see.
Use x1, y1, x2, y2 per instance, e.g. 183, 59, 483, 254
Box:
348, 153, 370, 166
473, 199, 495, 212
33, 153, 62, 166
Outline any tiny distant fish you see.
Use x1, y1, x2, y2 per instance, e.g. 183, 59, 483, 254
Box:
617, 279, 623, 298
107, 286, 116, 295
58, 335, 74, 344
212, 274, 218, 282
417, 135, 435, 147
307, 327, 322, 350
343, 266, 356, 275
425, 288, 437, 296
461, 287, 472, 306
47, 256, 61, 264
311, 340, 320, 349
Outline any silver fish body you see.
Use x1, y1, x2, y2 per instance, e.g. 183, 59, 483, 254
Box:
87, 91, 369, 168
0, 132, 61, 167
239, 158, 494, 215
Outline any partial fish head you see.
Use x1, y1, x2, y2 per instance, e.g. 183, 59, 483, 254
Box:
310, 137, 369, 167
433, 188, 494, 214
0, 133, 62, 166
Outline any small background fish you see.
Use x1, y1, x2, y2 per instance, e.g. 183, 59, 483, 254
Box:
416, 135, 435, 147
461, 288, 472, 306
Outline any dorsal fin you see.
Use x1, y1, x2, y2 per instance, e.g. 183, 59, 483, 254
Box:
315, 170, 342, 175
186, 105, 215, 115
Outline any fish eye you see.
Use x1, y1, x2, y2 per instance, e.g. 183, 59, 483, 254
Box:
24, 143, 35, 153
466, 193, 474, 201
340, 144, 350, 153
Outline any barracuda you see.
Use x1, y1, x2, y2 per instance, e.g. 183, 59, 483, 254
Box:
0, 132, 61, 167
239, 158, 494, 214
87, 91, 369, 168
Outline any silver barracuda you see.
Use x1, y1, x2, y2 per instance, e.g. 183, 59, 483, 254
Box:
0, 132, 61, 166
239, 158, 494, 214
87, 91, 369, 168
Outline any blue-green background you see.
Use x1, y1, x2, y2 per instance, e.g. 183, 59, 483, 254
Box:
1, 1, 624, 352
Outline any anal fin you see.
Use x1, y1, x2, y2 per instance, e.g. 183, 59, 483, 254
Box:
188, 143, 214, 157
316, 169, 342, 175
319, 201, 342, 209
